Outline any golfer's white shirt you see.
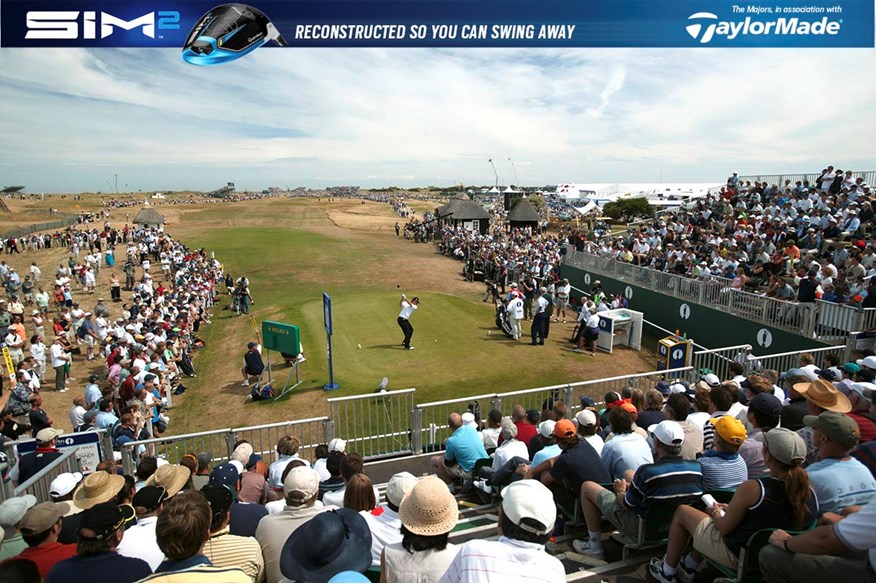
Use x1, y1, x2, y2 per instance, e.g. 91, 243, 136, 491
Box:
398, 301, 417, 320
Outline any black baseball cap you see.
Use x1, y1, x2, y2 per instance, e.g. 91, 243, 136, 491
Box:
132, 486, 168, 513
78, 503, 136, 541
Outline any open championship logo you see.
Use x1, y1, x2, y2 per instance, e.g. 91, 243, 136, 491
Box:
685, 11, 841, 43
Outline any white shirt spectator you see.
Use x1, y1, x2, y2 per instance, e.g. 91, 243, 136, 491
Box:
440, 536, 565, 583
117, 516, 164, 570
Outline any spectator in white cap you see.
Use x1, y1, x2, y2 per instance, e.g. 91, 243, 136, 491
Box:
857, 355, 876, 371
49, 472, 84, 544
491, 418, 529, 474
0, 495, 38, 561
440, 480, 565, 582
461, 411, 478, 431
256, 466, 338, 583
362, 471, 419, 565
575, 409, 605, 455
383, 475, 459, 583
531, 420, 561, 466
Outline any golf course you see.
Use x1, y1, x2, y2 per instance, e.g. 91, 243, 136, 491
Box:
0, 194, 658, 435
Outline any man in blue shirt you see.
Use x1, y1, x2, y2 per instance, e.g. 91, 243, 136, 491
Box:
95, 399, 119, 431
46, 503, 151, 582
431, 413, 487, 487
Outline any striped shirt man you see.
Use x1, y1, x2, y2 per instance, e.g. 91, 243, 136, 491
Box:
626, 456, 704, 517
202, 528, 264, 582
698, 451, 748, 491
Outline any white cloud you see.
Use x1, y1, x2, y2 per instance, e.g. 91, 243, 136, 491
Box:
0, 47, 874, 191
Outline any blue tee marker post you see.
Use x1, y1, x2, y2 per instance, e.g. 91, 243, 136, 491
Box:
323, 292, 339, 390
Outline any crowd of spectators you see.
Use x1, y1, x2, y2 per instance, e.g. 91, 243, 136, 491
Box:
0, 222, 223, 480
9, 335, 876, 582
573, 168, 876, 307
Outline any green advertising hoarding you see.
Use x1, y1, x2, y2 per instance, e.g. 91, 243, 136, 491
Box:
262, 321, 300, 355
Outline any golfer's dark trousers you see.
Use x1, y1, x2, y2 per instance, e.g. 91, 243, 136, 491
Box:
531, 314, 547, 344
398, 317, 414, 349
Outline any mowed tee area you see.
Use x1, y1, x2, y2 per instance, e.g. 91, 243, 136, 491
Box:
4, 196, 659, 435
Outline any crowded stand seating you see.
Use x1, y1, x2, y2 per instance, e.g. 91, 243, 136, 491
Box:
572, 168, 876, 307
5, 345, 875, 581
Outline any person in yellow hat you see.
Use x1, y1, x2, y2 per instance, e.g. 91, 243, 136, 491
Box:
699, 416, 748, 491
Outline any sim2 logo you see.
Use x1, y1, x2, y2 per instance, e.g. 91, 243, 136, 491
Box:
25, 10, 180, 40
685, 11, 841, 44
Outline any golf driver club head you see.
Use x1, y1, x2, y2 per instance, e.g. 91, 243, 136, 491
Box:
182, 3, 287, 66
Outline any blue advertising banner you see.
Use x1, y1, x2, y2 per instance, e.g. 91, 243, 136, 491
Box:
1, 0, 872, 48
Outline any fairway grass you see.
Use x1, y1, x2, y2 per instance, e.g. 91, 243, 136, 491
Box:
151, 198, 657, 433
0, 196, 661, 436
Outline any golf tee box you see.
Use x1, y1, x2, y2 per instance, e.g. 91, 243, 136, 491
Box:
596, 308, 643, 354
262, 321, 300, 355
657, 336, 692, 371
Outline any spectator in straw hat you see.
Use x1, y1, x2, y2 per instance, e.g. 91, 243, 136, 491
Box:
440, 480, 565, 582
382, 476, 459, 583
793, 377, 852, 466
279, 508, 372, 582
145, 464, 191, 499
362, 471, 418, 565
0, 495, 38, 561
46, 503, 148, 583
72, 471, 127, 511
256, 466, 338, 582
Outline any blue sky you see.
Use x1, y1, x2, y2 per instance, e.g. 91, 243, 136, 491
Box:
0, 47, 874, 193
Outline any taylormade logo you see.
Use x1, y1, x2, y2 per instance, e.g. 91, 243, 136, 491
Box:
685, 12, 841, 43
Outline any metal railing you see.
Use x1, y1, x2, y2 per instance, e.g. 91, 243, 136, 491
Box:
563, 249, 864, 343
692, 344, 752, 380
738, 171, 876, 188
120, 427, 232, 475
414, 367, 693, 455
230, 417, 329, 468
1, 216, 81, 240
11, 447, 83, 503
327, 389, 416, 460
748, 345, 848, 377
119, 417, 330, 475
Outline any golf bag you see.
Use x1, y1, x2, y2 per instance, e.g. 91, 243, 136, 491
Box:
494, 302, 514, 338
250, 384, 275, 401
178, 350, 197, 377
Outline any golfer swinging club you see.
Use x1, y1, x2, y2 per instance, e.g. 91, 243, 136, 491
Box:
398, 293, 419, 350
